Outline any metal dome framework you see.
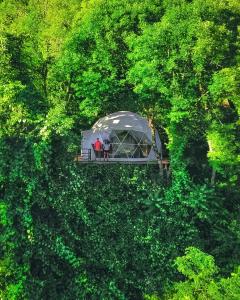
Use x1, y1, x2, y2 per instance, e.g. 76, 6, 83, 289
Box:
108, 129, 152, 159
81, 111, 162, 162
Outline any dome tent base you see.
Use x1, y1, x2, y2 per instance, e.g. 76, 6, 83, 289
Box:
74, 158, 159, 165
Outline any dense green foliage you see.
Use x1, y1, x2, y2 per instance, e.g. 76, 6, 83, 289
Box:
0, 0, 240, 299
146, 247, 240, 300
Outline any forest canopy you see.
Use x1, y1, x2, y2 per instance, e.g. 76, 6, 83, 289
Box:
0, 0, 239, 299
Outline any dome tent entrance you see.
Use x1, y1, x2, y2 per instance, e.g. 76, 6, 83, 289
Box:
80, 111, 162, 162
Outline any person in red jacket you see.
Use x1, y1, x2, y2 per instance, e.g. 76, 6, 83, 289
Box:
94, 138, 102, 159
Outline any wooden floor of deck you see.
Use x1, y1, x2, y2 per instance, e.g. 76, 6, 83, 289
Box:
75, 159, 159, 165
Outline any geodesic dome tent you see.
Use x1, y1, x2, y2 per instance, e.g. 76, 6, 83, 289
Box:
81, 111, 162, 162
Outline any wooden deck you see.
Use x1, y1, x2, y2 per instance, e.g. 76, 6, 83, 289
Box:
75, 159, 159, 165
74, 154, 169, 166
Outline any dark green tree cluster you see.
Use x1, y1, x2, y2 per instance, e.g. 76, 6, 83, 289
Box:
0, 0, 239, 299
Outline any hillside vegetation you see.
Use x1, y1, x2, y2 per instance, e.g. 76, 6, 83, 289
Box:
0, 0, 240, 299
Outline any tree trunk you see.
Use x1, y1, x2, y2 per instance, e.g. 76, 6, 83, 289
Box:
211, 168, 216, 186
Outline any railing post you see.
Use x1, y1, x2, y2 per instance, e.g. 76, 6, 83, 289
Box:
88, 149, 91, 161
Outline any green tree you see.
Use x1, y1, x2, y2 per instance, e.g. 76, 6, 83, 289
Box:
163, 247, 240, 300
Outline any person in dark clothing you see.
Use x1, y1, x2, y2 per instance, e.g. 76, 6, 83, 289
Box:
103, 139, 111, 161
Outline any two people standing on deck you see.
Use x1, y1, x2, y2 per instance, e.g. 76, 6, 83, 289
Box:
93, 138, 111, 161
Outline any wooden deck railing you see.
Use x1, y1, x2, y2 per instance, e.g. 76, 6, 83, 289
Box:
74, 149, 91, 161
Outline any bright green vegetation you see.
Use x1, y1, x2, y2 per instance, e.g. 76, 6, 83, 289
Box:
0, 0, 239, 299
146, 247, 240, 300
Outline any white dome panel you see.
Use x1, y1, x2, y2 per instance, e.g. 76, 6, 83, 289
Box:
92, 111, 151, 137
